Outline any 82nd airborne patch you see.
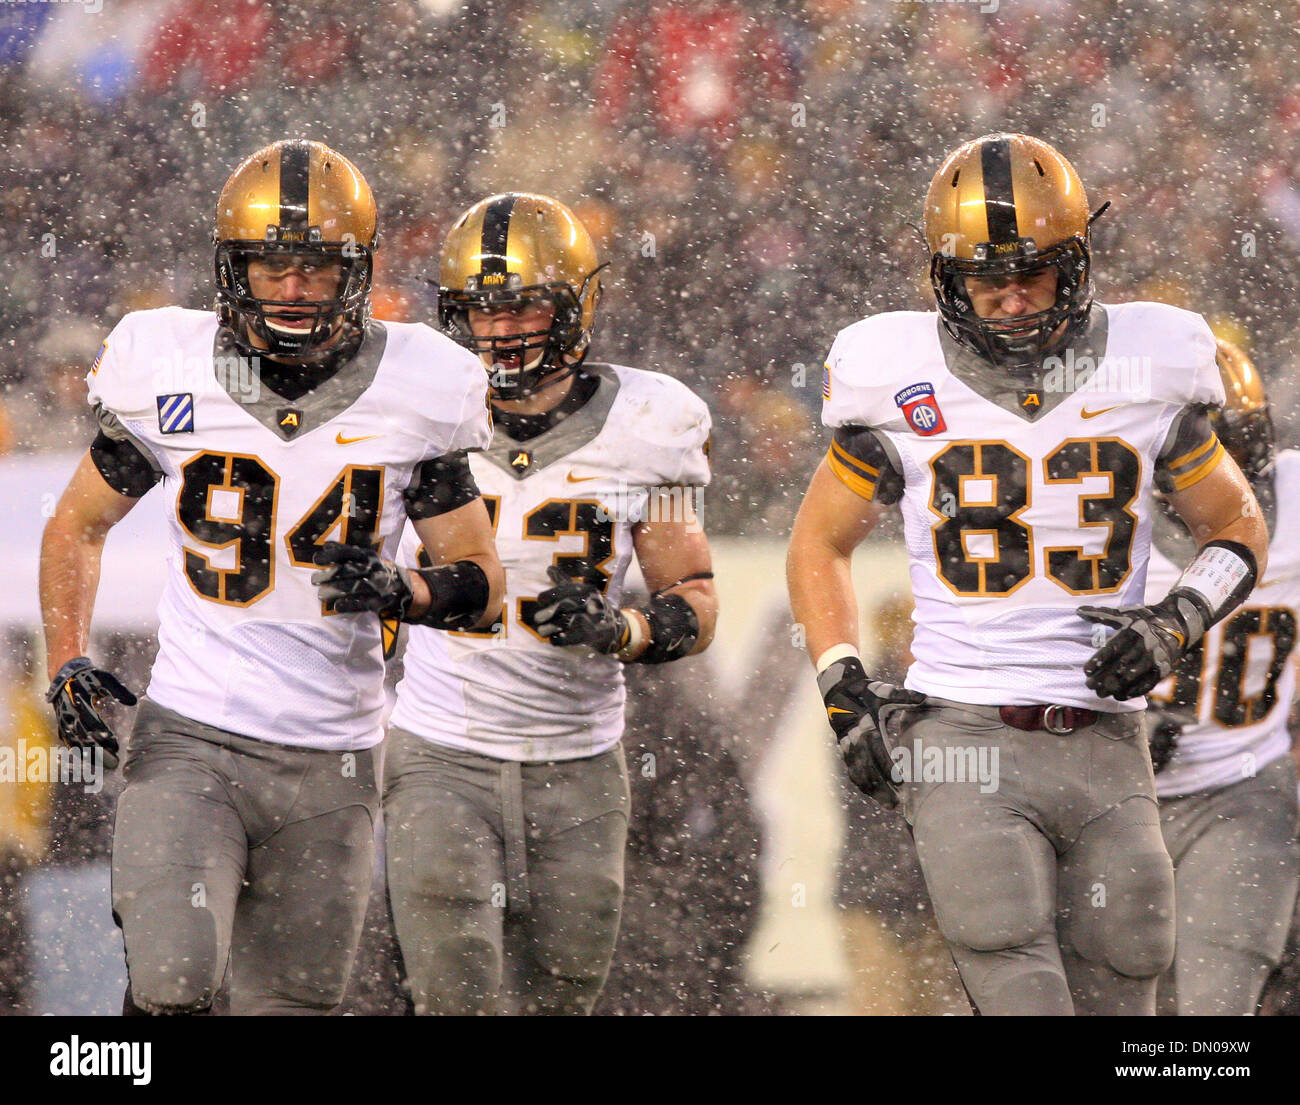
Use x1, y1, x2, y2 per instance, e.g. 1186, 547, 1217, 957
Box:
894, 382, 947, 436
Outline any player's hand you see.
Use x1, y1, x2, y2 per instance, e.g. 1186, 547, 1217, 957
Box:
1078, 598, 1198, 700
817, 655, 926, 805
531, 565, 628, 652
1145, 709, 1185, 775
45, 657, 137, 770
311, 541, 412, 617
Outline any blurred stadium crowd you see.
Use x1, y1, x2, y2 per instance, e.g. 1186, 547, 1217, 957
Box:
3, 0, 1300, 1015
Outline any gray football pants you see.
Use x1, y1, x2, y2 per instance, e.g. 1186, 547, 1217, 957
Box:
886, 698, 1176, 1015
1157, 753, 1300, 1016
383, 726, 630, 1015
111, 698, 378, 1015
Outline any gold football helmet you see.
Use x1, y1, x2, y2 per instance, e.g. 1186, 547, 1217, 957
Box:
925, 133, 1098, 370
214, 139, 377, 358
1211, 338, 1274, 483
438, 192, 604, 398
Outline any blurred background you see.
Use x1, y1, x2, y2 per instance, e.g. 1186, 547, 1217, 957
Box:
2, 0, 1300, 1014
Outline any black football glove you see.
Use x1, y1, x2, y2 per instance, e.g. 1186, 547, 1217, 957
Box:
1146, 709, 1185, 775
45, 657, 137, 770
531, 566, 628, 652
311, 541, 412, 617
1078, 593, 1208, 701
817, 655, 926, 807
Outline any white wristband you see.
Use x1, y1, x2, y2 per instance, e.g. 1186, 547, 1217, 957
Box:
616, 609, 644, 660
815, 643, 861, 675
1176, 544, 1253, 617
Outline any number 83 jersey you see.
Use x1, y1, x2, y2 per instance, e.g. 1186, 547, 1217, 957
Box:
390, 364, 711, 763
823, 302, 1225, 711
87, 307, 492, 751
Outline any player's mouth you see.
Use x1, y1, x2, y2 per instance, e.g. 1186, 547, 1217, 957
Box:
267, 309, 318, 333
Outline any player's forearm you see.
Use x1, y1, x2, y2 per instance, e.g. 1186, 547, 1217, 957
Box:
678, 583, 717, 655
617, 582, 717, 660
1195, 510, 1269, 583
405, 551, 504, 629
786, 535, 860, 668
461, 551, 504, 628
39, 515, 107, 679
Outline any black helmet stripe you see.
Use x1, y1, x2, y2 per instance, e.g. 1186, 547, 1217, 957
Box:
279, 140, 311, 233
479, 193, 519, 275
980, 137, 1019, 244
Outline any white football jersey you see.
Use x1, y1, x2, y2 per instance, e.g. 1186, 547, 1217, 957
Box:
87, 306, 492, 751
1146, 450, 1300, 797
390, 363, 711, 762
822, 302, 1224, 710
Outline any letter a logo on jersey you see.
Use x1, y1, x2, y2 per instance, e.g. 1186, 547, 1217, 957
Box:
277, 408, 303, 438
894, 382, 946, 436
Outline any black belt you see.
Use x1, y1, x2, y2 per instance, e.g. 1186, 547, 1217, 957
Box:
998, 704, 1099, 734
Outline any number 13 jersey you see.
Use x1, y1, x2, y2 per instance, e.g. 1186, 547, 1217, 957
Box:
390, 364, 711, 763
87, 306, 492, 751
822, 302, 1225, 711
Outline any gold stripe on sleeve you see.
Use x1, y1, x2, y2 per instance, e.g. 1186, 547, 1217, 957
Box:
828, 448, 878, 501
1171, 439, 1225, 491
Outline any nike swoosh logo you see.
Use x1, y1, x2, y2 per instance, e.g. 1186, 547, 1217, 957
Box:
566, 471, 602, 483
827, 706, 855, 717
336, 432, 380, 445
1080, 406, 1120, 419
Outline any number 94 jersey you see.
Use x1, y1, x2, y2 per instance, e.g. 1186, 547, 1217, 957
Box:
1145, 450, 1300, 797
390, 364, 711, 763
823, 302, 1225, 711
86, 306, 492, 751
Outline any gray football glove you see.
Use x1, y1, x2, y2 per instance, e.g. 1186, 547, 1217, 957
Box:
817, 655, 926, 807
1078, 593, 1208, 700
45, 656, 136, 770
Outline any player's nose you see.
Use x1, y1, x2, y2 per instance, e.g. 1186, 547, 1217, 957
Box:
999, 284, 1035, 315
276, 270, 314, 301
488, 315, 525, 337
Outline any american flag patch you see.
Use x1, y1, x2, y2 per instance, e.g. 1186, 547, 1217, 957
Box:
157, 393, 194, 434
822, 364, 832, 401
90, 340, 107, 376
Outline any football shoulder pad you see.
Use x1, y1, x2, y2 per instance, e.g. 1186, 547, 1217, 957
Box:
822, 311, 940, 430
606, 364, 712, 488
86, 307, 212, 419
1102, 301, 1223, 408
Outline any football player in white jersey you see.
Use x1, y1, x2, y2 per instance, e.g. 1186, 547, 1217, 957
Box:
788, 133, 1269, 1016
320, 192, 717, 1014
1145, 340, 1300, 1015
38, 140, 504, 1015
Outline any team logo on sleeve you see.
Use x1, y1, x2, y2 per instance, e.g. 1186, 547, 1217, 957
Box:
156, 393, 194, 434
894, 382, 947, 436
